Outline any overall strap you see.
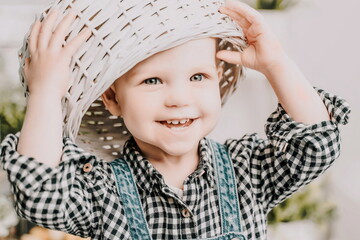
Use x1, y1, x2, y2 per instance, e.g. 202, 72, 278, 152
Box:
208, 139, 243, 234
110, 158, 152, 240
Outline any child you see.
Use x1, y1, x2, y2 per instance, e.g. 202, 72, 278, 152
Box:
0, 0, 351, 239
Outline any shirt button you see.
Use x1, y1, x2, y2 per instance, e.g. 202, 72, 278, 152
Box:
181, 208, 191, 218
83, 163, 93, 173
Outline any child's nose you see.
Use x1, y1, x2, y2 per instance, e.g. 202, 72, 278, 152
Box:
164, 82, 191, 108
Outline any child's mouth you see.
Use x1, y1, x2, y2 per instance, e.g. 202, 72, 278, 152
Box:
158, 118, 194, 129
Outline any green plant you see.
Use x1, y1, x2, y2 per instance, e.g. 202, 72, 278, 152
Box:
0, 102, 25, 141
268, 181, 336, 225
0, 83, 25, 141
0, 54, 26, 141
242, 0, 300, 10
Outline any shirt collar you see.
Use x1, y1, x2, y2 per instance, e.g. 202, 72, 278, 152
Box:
120, 137, 215, 194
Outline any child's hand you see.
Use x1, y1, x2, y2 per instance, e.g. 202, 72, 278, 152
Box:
25, 10, 91, 100
217, 0, 288, 75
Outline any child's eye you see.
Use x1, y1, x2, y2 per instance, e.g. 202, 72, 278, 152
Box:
190, 73, 205, 82
143, 78, 162, 85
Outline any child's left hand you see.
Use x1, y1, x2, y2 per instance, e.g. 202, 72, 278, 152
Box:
217, 0, 331, 124
217, 0, 288, 75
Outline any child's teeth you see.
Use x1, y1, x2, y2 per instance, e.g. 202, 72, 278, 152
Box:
165, 119, 189, 125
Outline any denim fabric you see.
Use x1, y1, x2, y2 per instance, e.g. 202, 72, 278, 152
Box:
110, 139, 247, 240
111, 158, 152, 239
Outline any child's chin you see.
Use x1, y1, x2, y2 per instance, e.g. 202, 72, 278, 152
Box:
160, 141, 199, 157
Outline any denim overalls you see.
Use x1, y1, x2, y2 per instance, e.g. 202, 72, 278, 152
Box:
110, 139, 247, 240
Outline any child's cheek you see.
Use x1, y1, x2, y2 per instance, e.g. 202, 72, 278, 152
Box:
199, 85, 222, 123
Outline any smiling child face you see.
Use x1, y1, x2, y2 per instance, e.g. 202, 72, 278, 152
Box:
103, 38, 222, 159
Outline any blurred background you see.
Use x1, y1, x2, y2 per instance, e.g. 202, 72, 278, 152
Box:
0, 0, 359, 239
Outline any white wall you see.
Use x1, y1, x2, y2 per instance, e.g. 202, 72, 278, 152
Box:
289, 1, 360, 239
0, 0, 359, 239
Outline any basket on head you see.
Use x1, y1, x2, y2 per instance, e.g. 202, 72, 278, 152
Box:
18, 0, 248, 160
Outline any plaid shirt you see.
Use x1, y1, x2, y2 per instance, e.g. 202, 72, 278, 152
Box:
0, 88, 350, 240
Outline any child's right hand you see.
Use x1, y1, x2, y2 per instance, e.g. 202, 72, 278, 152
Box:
24, 9, 91, 100
17, 9, 91, 167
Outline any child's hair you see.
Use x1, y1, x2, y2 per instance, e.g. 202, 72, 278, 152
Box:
18, 0, 247, 157
215, 38, 223, 71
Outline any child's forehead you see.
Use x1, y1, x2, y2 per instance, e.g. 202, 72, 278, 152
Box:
125, 38, 218, 75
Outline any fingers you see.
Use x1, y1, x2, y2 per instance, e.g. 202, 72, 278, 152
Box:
64, 27, 92, 56
27, 8, 91, 61
49, 11, 77, 51
219, 6, 250, 33
220, 0, 270, 41
24, 58, 31, 76
24, 57, 34, 84
223, 0, 264, 25
216, 50, 243, 65
29, 20, 41, 55
38, 10, 60, 50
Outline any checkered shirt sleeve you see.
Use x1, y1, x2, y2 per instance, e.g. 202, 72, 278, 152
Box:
0, 134, 117, 238
225, 87, 351, 214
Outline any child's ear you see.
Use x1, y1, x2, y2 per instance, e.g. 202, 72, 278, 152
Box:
101, 86, 122, 116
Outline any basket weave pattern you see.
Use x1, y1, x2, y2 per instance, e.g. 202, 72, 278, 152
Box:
18, 0, 247, 159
